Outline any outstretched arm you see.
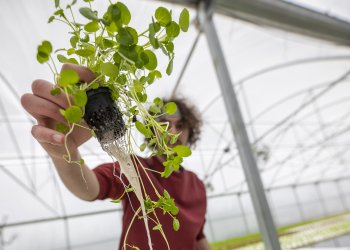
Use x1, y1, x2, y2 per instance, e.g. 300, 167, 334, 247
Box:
21, 64, 100, 201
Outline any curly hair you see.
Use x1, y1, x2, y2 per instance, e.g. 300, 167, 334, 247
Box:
162, 97, 202, 148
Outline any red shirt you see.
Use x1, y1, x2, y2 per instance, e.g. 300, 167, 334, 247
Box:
93, 156, 207, 250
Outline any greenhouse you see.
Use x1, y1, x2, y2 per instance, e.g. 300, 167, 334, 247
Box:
1, 0, 350, 249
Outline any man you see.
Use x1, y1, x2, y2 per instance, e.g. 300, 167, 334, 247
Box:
21, 64, 211, 250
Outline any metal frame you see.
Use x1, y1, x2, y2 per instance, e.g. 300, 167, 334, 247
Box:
157, 0, 350, 46
197, 1, 281, 249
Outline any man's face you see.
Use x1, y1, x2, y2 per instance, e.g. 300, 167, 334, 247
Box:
164, 117, 190, 147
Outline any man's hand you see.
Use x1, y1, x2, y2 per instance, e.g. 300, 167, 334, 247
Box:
21, 64, 96, 160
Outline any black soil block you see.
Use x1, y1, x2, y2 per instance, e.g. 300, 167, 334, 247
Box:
84, 87, 126, 143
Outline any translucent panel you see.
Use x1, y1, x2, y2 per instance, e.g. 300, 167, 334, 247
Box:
68, 213, 122, 249
1, 0, 350, 247
2, 221, 66, 250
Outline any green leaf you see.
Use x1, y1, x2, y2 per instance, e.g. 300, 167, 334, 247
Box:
57, 54, 68, 63
101, 62, 119, 78
68, 58, 79, 64
179, 8, 190, 32
172, 145, 192, 157
170, 134, 179, 144
143, 50, 157, 70
67, 48, 75, 55
149, 105, 161, 114
163, 190, 170, 199
55, 123, 69, 134
79, 7, 98, 20
166, 21, 180, 38
80, 33, 90, 42
166, 58, 173, 75
79, 158, 85, 165
171, 205, 179, 216
73, 91, 87, 106
153, 225, 162, 231
149, 23, 160, 49
37, 40, 53, 64
173, 218, 180, 231
48, 16, 55, 23
135, 121, 152, 138
155, 7, 171, 26
102, 38, 115, 48
55, 0, 60, 8
118, 45, 138, 62
59, 69, 79, 87
116, 27, 135, 46
162, 162, 173, 178
50, 88, 61, 96
148, 138, 156, 146
84, 20, 100, 32
116, 2, 131, 25
54, 9, 65, 17
165, 41, 174, 53
64, 106, 82, 123
164, 101, 176, 115
75, 48, 94, 57
139, 143, 147, 152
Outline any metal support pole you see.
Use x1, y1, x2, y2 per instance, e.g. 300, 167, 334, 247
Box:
197, 1, 281, 249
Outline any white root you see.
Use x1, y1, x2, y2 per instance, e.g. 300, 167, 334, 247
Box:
104, 141, 153, 250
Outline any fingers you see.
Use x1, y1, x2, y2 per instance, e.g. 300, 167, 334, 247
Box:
32, 79, 69, 109
21, 93, 66, 125
31, 125, 64, 145
31, 64, 96, 109
61, 63, 96, 83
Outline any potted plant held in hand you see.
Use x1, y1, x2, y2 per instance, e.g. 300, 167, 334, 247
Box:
36, 0, 192, 249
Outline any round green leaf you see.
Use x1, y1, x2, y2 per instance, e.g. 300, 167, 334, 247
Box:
172, 145, 192, 157
101, 62, 119, 78
127, 27, 138, 45
116, 2, 131, 25
37, 40, 52, 63
116, 27, 134, 46
164, 101, 176, 115
59, 69, 79, 87
179, 8, 190, 32
84, 20, 100, 32
155, 7, 171, 26
64, 106, 82, 123
143, 50, 157, 70
173, 218, 180, 231
73, 91, 87, 106
79, 7, 98, 20
166, 21, 180, 38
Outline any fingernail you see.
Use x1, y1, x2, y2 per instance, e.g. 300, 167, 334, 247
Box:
53, 134, 63, 144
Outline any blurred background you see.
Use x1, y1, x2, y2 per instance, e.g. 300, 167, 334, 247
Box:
1, 0, 350, 249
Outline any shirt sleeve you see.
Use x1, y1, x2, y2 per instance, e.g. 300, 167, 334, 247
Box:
93, 162, 128, 200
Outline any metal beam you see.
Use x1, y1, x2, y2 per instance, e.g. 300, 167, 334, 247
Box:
214, 0, 350, 46
198, 1, 281, 250
154, 0, 350, 46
